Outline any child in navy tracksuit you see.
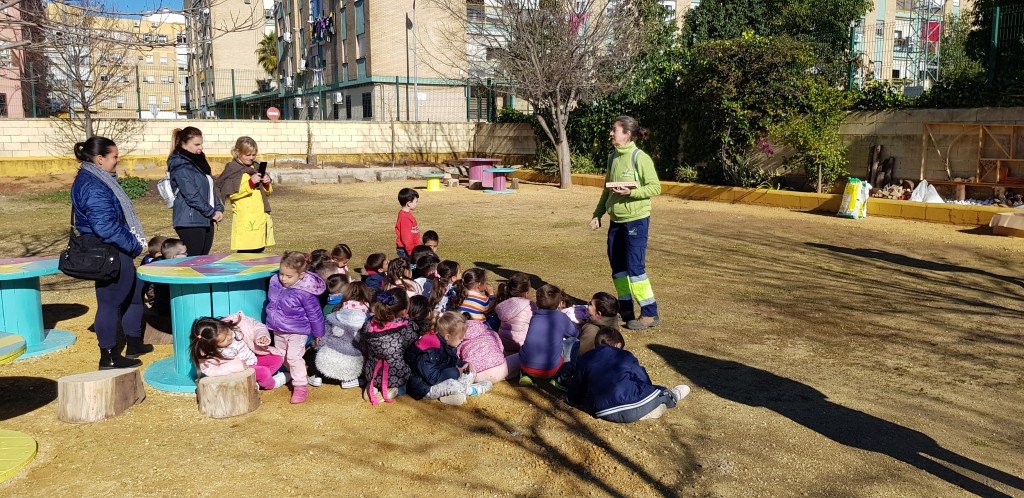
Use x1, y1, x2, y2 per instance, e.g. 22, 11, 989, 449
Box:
518, 284, 578, 385
566, 327, 690, 423
405, 311, 491, 405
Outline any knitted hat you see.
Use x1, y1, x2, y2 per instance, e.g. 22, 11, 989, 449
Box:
334, 308, 366, 334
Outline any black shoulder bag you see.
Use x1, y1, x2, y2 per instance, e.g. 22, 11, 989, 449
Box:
58, 206, 121, 281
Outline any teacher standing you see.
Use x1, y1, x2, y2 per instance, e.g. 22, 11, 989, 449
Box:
214, 136, 275, 253
168, 126, 224, 256
589, 116, 662, 330
70, 136, 154, 369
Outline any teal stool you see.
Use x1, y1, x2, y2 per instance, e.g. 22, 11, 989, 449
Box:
0, 257, 76, 360
137, 253, 280, 393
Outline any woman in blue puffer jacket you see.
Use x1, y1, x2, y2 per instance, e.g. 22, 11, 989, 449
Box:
70, 136, 154, 369
167, 126, 223, 256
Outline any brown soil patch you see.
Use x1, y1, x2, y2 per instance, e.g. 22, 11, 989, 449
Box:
0, 181, 1021, 496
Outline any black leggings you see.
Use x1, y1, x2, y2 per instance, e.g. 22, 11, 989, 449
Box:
94, 251, 143, 349
175, 225, 215, 256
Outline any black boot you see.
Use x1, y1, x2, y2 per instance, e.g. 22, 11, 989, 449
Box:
125, 335, 154, 358
99, 347, 142, 370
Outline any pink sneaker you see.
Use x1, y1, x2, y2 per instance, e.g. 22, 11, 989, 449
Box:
290, 386, 309, 404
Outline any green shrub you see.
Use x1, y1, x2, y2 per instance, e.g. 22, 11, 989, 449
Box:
849, 81, 913, 110
674, 165, 699, 183
529, 146, 598, 176
117, 176, 149, 200
495, 107, 535, 124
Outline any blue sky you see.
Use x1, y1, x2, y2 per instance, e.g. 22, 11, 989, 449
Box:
104, 0, 181, 14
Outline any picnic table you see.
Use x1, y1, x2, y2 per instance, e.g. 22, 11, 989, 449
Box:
484, 167, 517, 194
462, 157, 502, 189
0, 257, 76, 360
136, 253, 280, 393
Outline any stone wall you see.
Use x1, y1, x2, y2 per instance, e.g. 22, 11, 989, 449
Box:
0, 119, 537, 178
841, 107, 1024, 182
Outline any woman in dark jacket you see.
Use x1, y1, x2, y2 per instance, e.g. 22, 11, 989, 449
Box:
70, 136, 154, 369
168, 126, 224, 256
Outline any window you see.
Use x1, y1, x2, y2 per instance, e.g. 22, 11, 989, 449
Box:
100, 74, 109, 82
148, 95, 157, 105
116, 94, 126, 108
146, 55, 154, 64
162, 95, 170, 104
345, 94, 351, 119
0, 93, 7, 117
354, 1, 364, 35
357, 33, 367, 59
361, 92, 372, 118
340, 7, 347, 40
157, 35, 168, 43
341, 62, 348, 82
0, 49, 10, 67
160, 56, 168, 64
161, 75, 171, 83
146, 75, 156, 83
176, 33, 187, 44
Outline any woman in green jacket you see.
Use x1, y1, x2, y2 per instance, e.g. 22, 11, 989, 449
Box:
589, 116, 662, 330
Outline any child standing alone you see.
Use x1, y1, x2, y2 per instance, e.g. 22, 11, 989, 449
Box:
265, 251, 326, 403
395, 187, 421, 259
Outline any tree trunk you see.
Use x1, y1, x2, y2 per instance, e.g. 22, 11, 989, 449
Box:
555, 120, 572, 189
57, 368, 145, 423
196, 369, 260, 419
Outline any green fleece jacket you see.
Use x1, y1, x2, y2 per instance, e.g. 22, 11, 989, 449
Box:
592, 142, 662, 223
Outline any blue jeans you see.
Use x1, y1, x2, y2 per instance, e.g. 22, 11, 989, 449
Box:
607, 217, 658, 320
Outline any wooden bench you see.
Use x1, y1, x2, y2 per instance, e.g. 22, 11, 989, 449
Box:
926, 180, 1024, 201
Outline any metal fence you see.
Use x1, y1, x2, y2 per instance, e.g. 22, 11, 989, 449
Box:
989, 4, 1024, 82
23, 64, 187, 120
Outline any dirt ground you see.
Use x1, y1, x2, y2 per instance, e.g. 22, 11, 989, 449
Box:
0, 179, 1022, 497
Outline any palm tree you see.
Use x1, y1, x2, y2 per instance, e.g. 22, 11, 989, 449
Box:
256, 32, 278, 76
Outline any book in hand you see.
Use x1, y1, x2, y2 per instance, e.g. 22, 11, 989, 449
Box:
605, 181, 637, 189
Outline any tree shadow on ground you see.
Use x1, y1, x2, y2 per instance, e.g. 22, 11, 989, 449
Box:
474, 261, 587, 305
0, 376, 58, 421
42, 303, 88, 329
805, 243, 1024, 290
0, 232, 65, 258
648, 345, 1024, 497
400, 387, 696, 497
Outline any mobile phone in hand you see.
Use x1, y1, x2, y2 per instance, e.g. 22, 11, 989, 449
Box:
257, 161, 268, 176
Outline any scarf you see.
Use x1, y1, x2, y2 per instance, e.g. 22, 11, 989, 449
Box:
175, 147, 212, 176
215, 159, 271, 212
80, 162, 147, 249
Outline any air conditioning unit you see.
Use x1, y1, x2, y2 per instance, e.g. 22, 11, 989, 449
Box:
309, 96, 319, 107
299, 59, 306, 70
282, 32, 292, 42
284, 76, 293, 87
334, 92, 343, 103
294, 96, 303, 107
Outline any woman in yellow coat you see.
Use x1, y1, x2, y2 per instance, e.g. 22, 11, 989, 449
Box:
215, 137, 275, 253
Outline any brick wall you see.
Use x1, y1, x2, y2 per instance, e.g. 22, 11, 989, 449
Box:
841, 107, 1024, 181
0, 119, 536, 177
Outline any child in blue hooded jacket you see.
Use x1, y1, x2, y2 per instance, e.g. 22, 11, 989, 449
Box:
566, 327, 689, 423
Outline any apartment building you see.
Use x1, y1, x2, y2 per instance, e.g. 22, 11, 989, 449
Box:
273, 0, 467, 121
0, 1, 26, 118
855, 0, 974, 90
186, 0, 271, 117
102, 13, 189, 119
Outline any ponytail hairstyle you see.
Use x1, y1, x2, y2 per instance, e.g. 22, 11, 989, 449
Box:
231, 136, 258, 160
189, 317, 232, 369
309, 249, 330, 269
408, 295, 431, 334
280, 251, 310, 273
428, 260, 460, 311
495, 272, 531, 305
330, 243, 352, 263
453, 268, 487, 310
594, 326, 625, 349
171, 126, 203, 154
385, 257, 412, 290
612, 115, 649, 143
74, 136, 117, 163
535, 284, 564, 310
370, 288, 409, 326
342, 281, 376, 307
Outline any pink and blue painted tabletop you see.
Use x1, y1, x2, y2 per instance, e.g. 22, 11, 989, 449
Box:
0, 257, 59, 281
136, 253, 281, 284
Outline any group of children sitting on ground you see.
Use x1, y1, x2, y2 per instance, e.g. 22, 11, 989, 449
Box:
156, 188, 689, 423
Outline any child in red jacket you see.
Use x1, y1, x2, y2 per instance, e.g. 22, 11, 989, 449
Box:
395, 188, 421, 259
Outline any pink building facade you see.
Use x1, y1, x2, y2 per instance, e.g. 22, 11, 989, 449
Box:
0, 3, 26, 118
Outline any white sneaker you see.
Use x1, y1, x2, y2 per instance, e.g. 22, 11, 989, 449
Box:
272, 372, 287, 389
671, 384, 691, 403
340, 379, 360, 389
468, 380, 492, 396
307, 375, 323, 387
439, 393, 467, 405
639, 404, 668, 420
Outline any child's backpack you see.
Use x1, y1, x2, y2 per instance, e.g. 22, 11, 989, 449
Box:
156, 172, 177, 209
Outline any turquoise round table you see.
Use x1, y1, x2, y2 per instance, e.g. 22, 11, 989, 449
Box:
484, 167, 517, 194
0, 257, 76, 360
136, 253, 280, 393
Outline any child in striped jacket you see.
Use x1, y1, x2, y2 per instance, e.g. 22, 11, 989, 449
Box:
455, 268, 495, 322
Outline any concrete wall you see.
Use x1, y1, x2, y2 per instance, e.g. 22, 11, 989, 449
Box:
0, 118, 536, 177
841, 107, 1024, 181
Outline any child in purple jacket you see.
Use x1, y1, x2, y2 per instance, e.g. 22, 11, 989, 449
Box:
265, 251, 326, 404
519, 284, 578, 385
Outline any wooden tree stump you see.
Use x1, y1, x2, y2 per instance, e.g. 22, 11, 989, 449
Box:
510, 177, 520, 190
57, 368, 145, 424
196, 369, 260, 419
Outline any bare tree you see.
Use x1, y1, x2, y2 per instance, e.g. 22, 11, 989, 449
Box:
431, 0, 655, 188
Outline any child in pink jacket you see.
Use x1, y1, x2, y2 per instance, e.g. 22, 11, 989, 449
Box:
189, 312, 286, 390
494, 272, 535, 354
457, 320, 520, 382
